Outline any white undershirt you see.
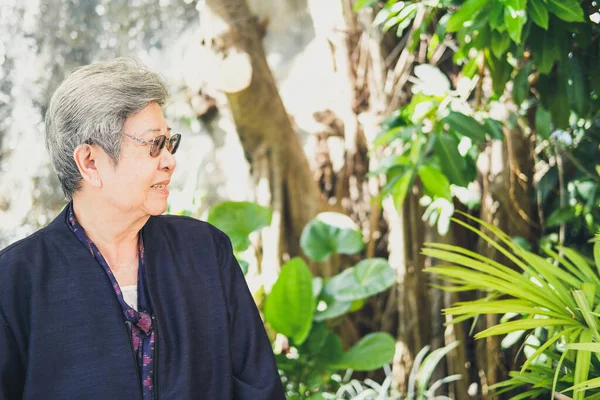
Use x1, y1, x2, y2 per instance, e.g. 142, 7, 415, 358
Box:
121, 284, 138, 311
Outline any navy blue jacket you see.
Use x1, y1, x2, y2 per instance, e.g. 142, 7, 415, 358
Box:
0, 206, 285, 399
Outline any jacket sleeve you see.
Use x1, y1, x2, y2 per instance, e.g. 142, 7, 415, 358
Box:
217, 231, 286, 400
0, 311, 24, 400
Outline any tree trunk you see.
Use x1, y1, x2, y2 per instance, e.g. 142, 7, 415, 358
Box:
197, 0, 327, 271
475, 101, 538, 398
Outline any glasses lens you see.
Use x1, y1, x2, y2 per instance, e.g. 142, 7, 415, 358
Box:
169, 134, 181, 155
150, 135, 166, 157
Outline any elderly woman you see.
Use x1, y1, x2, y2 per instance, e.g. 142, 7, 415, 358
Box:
0, 59, 285, 399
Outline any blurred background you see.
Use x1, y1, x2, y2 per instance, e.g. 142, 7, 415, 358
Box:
2, 0, 600, 398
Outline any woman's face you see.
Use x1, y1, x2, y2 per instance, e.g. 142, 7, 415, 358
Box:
98, 102, 176, 217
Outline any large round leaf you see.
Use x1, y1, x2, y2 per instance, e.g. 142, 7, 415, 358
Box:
314, 269, 355, 321
300, 212, 364, 261
207, 201, 272, 252
338, 332, 396, 371
334, 258, 396, 302
313, 295, 353, 321
265, 258, 314, 345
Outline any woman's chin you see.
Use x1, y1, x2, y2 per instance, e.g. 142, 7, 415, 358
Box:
144, 199, 169, 216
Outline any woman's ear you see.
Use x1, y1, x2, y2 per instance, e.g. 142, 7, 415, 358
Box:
73, 144, 102, 189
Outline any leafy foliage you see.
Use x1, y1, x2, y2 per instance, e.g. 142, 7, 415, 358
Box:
266, 258, 315, 345
300, 212, 364, 261
269, 212, 398, 398
323, 343, 461, 399
371, 63, 484, 234
364, 0, 599, 243
207, 201, 272, 252
207, 201, 272, 274
424, 214, 600, 398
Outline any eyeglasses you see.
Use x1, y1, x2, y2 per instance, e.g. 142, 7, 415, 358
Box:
123, 133, 182, 157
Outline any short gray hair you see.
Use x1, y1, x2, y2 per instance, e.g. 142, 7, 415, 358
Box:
45, 58, 168, 200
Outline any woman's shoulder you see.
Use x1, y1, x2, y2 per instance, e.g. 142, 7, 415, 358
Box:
146, 214, 227, 243
0, 227, 49, 296
0, 228, 47, 263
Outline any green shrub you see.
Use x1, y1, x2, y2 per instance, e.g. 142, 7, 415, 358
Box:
424, 213, 600, 399
267, 212, 396, 398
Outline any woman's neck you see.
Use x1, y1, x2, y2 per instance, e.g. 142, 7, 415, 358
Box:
72, 196, 149, 284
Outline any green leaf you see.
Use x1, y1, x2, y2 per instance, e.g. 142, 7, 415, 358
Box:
389, 134, 425, 210
392, 169, 415, 211
443, 111, 486, 142
318, 333, 344, 369
546, 66, 571, 129
461, 56, 479, 79
475, 318, 579, 338
349, 299, 365, 312
370, 154, 410, 175
315, 271, 355, 322
472, 25, 491, 50
207, 201, 272, 252
535, 105, 552, 140
447, 0, 491, 32
313, 277, 323, 298
485, 51, 512, 96
484, 118, 504, 140
265, 258, 314, 345
528, 0, 549, 30
572, 326, 593, 399
300, 213, 364, 261
435, 134, 471, 187
427, 33, 440, 61
313, 295, 352, 321
373, 1, 407, 26
418, 164, 452, 199
488, 1, 505, 30
380, 109, 408, 132
237, 258, 249, 275
568, 55, 590, 117
491, 30, 512, 59
373, 125, 416, 148
546, 206, 576, 227
382, 3, 418, 35
567, 343, 600, 352
512, 62, 531, 105
353, 0, 377, 12
300, 322, 329, 356
503, 0, 527, 43
338, 333, 396, 371
568, 377, 600, 392
594, 241, 600, 277
411, 100, 438, 122
334, 258, 396, 301
530, 25, 558, 75
545, 0, 585, 23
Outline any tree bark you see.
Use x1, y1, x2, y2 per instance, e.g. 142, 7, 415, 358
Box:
475, 101, 538, 398
197, 0, 327, 270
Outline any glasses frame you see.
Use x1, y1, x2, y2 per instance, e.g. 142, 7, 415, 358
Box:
123, 133, 181, 157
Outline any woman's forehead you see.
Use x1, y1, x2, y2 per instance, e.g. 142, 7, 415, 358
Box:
124, 103, 169, 136
138, 127, 172, 137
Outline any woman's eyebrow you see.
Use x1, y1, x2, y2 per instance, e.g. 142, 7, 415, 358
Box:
143, 127, 172, 133
140, 127, 172, 137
